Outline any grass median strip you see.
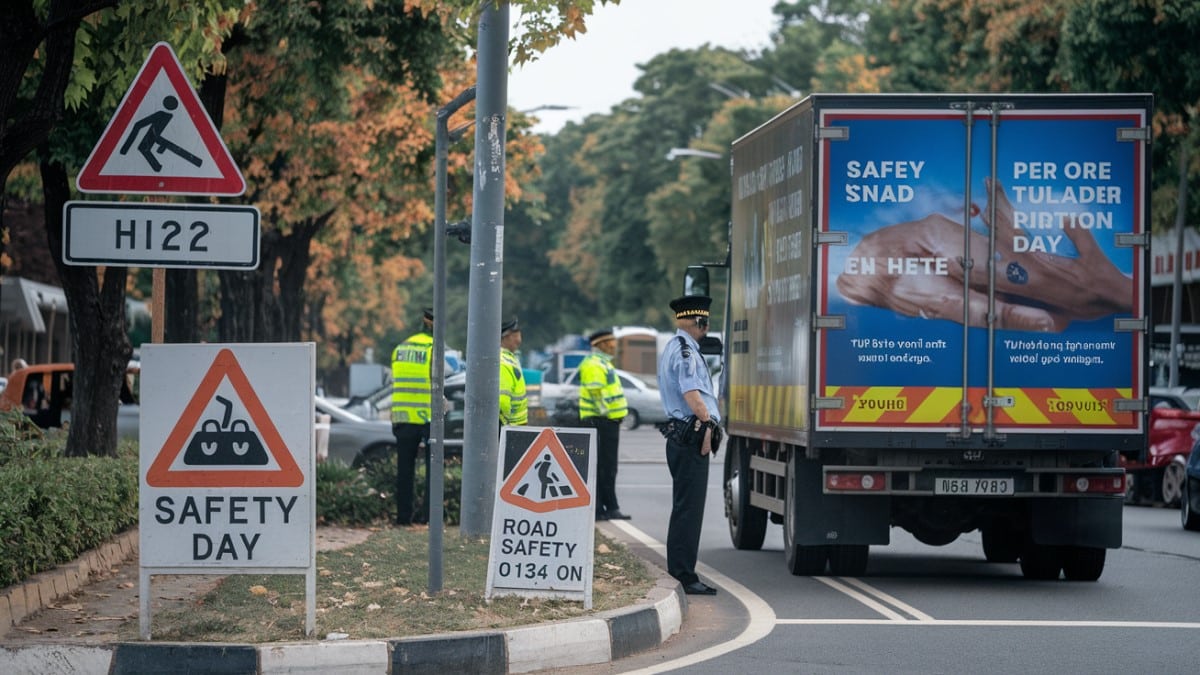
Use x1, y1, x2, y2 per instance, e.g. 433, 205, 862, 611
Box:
142, 526, 656, 642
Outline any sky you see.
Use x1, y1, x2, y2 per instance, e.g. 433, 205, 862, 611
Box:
508, 0, 781, 135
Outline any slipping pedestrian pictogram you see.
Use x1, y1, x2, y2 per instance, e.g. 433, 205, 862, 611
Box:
499, 428, 590, 512
146, 348, 302, 487
76, 42, 245, 195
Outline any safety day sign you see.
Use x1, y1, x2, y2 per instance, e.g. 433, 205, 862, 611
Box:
486, 427, 597, 607
139, 344, 315, 569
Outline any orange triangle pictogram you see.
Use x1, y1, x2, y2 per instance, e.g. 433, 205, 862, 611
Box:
146, 348, 303, 488
499, 428, 591, 513
76, 42, 245, 196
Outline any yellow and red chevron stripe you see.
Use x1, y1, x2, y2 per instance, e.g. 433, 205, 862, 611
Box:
815, 386, 1136, 429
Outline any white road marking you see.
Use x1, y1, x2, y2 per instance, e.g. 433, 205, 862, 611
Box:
822, 576, 937, 621
607, 520, 777, 674
776, 619, 1200, 629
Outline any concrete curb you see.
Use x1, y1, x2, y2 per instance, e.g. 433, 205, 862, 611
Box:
0, 530, 139, 636
0, 578, 684, 674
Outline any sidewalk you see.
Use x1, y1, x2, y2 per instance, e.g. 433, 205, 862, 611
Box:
0, 522, 686, 674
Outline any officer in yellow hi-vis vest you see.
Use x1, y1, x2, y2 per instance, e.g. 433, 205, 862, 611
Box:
391, 308, 434, 525
579, 328, 630, 520
499, 318, 527, 427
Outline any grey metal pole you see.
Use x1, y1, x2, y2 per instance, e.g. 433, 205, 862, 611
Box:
460, 1, 509, 537
1169, 141, 1191, 388
430, 85, 475, 592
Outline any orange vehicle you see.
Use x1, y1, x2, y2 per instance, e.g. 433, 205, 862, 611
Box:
0, 362, 139, 437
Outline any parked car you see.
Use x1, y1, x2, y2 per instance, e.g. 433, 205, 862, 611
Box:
0, 362, 139, 440
542, 368, 666, 430
1123, 386, 1200, 506
341, 373, 465, 454
1183, 442, 1200, 531
314, 395, 401, 467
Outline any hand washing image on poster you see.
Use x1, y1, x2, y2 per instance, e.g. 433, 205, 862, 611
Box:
821, 110, 1143, 396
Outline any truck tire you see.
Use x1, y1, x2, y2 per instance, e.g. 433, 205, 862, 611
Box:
725, 439, 768, 550
1161, 456, 1187, 508
1019, 542, 1062, 580
784, 460, 828, 575
981, 525, 1020, 564
828, 544, 869, 576
1061, 546, 1105, 581
1181, 481, 1200, 531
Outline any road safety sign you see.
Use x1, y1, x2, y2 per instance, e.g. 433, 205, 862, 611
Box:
77, 42, 245, 195
146, 348, 302, 487
486, 427, 596, 607
139, 343, 314, 570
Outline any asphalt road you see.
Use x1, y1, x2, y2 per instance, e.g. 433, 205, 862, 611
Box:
590, 426, 1200, 674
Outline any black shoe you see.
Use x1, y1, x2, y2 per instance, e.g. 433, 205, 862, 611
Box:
683, 581, 717, 595
595, 512, 609, 521
605, 510, 632, 520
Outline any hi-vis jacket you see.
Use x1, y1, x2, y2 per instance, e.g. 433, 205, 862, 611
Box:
391, 332, 433, 424
500, 348, 527, 426
578, 351, 627, 421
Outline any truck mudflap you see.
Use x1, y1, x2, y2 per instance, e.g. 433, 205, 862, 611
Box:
1030, 497, 1123, 549
790, 458, 890, 546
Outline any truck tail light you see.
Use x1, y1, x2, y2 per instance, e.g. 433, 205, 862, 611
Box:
826, 472, 886, 492
1063, 473, 1125, 494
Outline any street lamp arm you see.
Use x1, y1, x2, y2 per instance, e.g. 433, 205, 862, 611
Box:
666, 148, 724, 161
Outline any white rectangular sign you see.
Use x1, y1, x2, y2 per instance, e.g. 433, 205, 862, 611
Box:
139, 343, 314, 569
63, 200, 259, 269
486, 426, 597, 607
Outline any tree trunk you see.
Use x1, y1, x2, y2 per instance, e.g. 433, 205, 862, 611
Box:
41, 155, 131, 458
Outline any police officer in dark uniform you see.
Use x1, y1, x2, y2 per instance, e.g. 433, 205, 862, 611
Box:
656, 295, 721, 595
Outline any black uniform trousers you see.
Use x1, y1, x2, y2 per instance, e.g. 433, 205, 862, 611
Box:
665, 434, 710, 586
393, 422, 431, 525
588, 416, 622, 516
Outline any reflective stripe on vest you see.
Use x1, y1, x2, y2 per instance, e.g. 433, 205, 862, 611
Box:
391, 333, 433, 424
577, 352, 626, 420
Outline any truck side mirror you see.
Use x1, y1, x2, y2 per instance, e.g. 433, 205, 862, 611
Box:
698, 335, 723, 356
684, 265, 709, 297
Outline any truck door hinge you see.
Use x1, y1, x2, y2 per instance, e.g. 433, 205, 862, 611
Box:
815, 231, 848, 246
818, 126, 849, 141
1113, 317, 1146, 332
1115, 232, 1149, 248
1117, 127, 1151, 143
1113, 397, 1146, 413
814, 315, 845, 330
813, 396, 844, 410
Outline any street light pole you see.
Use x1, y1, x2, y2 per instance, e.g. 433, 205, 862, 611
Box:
429, 84, 476, 593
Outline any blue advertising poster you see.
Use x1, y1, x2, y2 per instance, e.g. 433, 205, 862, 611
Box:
819, 108, 1145, 430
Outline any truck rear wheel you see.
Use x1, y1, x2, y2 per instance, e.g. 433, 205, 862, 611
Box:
1182, 481, 1200, 531
828, 544, 869, 576
726, 439, 768, 550
1061, 546, 1106, 581
784, 460, 828, 575
1019, 542, 1063, 580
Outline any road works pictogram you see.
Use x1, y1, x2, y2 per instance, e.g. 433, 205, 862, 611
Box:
498, 428, 591, 513
145, 348, 302, 487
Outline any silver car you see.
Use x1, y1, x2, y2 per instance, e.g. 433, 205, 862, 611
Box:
542, 368, 666, 430
315, 396, 398, 467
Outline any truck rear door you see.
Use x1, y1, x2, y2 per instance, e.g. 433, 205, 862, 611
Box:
816, 95, 1150, 449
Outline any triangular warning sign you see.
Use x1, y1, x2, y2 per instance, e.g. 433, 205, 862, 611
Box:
499, 428, 591, 513
146, 348, 303, 488
76, 42, 245, 196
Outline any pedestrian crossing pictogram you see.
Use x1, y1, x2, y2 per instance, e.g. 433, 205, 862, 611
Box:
499, 428, 590, 513
76, 42, 245, 195
145, 348, 302, 488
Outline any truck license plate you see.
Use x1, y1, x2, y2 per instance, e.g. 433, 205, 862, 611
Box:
934, 477, 1014, 495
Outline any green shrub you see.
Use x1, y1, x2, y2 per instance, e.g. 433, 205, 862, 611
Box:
0, 453, 139, 587
361, 454, 464, 525
315, 461, 389, 525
